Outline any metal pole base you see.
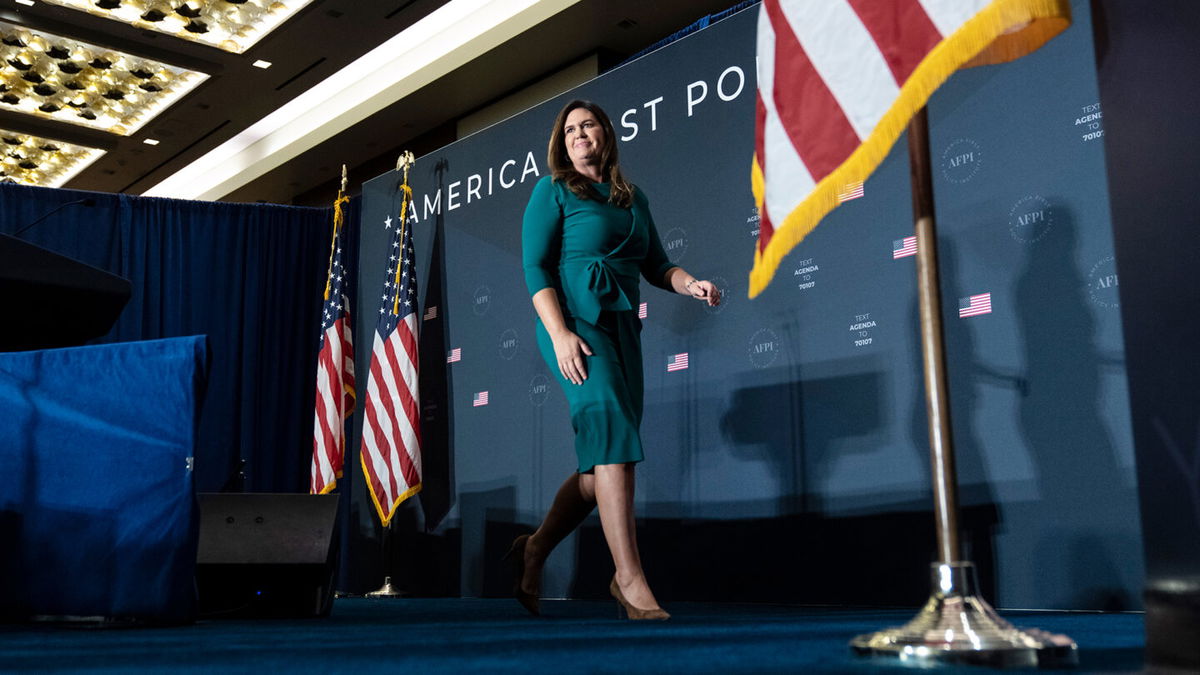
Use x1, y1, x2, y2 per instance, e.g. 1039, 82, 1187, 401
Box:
364, 576, 406, 598
850, 562, 1078, 668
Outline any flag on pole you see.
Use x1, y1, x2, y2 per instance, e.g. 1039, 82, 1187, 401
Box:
750, 0, 1071, 297
311, 192, 355, 495
359, 178, 422, 527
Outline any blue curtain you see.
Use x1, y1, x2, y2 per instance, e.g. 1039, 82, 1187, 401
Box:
0, 183, 361, 493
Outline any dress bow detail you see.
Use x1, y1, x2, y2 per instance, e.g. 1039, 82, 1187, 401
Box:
568, 258, 633, 325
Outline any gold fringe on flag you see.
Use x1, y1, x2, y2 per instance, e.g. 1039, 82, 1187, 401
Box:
749, 0, 1071, 298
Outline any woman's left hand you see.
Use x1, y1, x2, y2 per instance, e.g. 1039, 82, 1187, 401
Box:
688, 279, 721, 307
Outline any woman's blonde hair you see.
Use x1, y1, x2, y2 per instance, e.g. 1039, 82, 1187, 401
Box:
547, 99, 634, 208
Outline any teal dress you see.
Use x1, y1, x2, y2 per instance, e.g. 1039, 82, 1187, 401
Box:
522, 176, 675, 472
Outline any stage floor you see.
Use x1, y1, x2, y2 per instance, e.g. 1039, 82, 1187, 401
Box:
0, 599, 1144, 673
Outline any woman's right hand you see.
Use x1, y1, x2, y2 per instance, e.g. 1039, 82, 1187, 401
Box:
552, 330, 593, 385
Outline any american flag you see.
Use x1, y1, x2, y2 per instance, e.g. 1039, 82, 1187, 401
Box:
750, 0, 1070, 297
311, 194, 355, 495
638, 302, 648, 319
359, 203, 422, 527
446, 347, 461, 363
837, 180, 864, 202
959, 292, 992, 318
667, 352, 689, 372
893, 236, 917, 259
424, 305, 438, 320
473, 391, 489, 407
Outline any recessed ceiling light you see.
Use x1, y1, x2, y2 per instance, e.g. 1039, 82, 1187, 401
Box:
252, 60, 272, 69
15, 0, 36, 7
143, 138, 160, 145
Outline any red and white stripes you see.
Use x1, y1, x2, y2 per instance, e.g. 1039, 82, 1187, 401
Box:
751, 0, 1071, 297
311, 313, 355, 494
360, 311, 422, 526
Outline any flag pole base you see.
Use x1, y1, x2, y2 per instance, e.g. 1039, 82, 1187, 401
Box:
850, 562, 1078, 668
365, 576, 406, 598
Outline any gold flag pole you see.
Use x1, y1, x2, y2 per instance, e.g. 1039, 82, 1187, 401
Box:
323, 165, 350, 302
850, 109, 1077, 667
365, 150, 417, 599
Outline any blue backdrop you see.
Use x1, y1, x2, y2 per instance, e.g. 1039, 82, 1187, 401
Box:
356, 0, 1142, 610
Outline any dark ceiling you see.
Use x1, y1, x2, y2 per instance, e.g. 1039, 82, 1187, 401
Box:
1, 0, 744, 206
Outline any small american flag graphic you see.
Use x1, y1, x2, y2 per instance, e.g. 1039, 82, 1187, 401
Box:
893, 236, 917, 259
473, 391, 489, 407
667, 352, 689, 372
446, 347, 461, 363
959, 293, 992, 318
837, 180, 864, 203
638, 302, 648, 319
424, 305, 438, 320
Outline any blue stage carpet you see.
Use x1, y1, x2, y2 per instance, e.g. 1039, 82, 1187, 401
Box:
0, 599, 1143, 673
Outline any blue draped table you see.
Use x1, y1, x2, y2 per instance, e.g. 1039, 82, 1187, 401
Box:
0, 336, 207, 623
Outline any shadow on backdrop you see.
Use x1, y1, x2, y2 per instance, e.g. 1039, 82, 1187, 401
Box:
1014, 204, 1137, 610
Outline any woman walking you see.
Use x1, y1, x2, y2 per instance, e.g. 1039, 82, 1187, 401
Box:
512, 99, 720, 620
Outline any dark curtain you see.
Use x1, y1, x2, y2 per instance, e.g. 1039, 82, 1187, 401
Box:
1, 182, 361, 493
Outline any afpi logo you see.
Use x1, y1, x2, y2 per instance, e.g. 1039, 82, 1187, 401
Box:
747, 328, 782, 369
1088, 255, 1120, 309
941, 138, 981, 184
662, 227, 688, 262
529, 375, 550, 406
703, 275, 731, 315
1008, 195, 1053, 244
472, 285, 491, 315
499, 328, 519, 360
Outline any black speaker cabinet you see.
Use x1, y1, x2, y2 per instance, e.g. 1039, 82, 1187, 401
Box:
196, 493, 339, 618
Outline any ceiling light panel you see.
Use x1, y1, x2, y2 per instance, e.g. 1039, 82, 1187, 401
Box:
40, 0, 319, 54
1, 19, 208, 135
0, 127, 105, 187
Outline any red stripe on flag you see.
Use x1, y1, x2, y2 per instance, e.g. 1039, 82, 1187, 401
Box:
398, 319, 423, 467
361, 393, 395, 507
764, 0, 860, 180
336, 320, 355, 412
846, 0, 943, 84
312, 379, 334, 492
312, 330, 344, 492
754, 91, 775, 253
315, 340, 340, 438
387, 320, 422, 487
377, 331, 420, 491
319, 332, 344, 417
370, 345, 405, 504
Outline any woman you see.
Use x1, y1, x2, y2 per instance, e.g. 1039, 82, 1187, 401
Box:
511, 99, 720, 620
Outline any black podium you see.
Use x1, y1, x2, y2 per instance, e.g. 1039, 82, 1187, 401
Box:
0, 233, 131, 351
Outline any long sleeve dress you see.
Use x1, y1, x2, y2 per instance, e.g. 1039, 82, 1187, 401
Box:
522, 176, 675, 472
